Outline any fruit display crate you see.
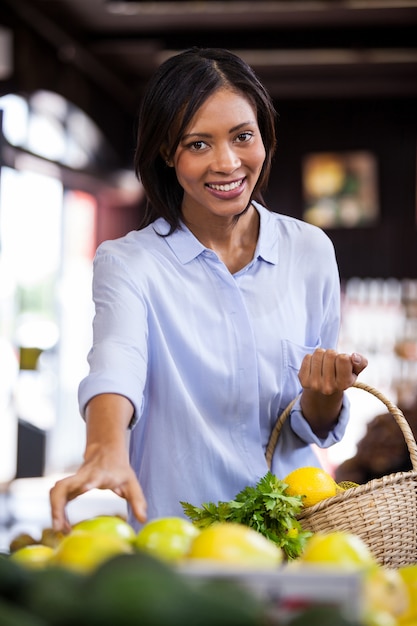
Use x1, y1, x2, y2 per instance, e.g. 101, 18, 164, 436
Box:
179, 562, 363, 623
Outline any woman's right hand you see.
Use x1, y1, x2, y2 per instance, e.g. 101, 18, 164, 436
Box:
49, 392, 148, 533
50, 452, 148, 533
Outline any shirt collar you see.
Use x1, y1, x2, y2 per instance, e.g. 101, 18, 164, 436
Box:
154, 202, 279, 266
253, 201, 279, 265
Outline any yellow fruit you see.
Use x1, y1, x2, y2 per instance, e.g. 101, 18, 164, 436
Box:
363, 610, 398, 626
397, 564, 417, 624
72, 515, 136, 543
187, 522, 283, 569
51, 529, 133, 573
300, 531, 376, 571
134, 516, 200, 562
337, 481, 360, 492
364, 566, 409, 619
10, 544, 55, 569
283, 466, 337, 507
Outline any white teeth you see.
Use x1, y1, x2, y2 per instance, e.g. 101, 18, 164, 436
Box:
208, 180, 243, 192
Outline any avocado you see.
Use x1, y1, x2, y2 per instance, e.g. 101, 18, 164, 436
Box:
20, 566, 85, 626
0, 598, 47, 626
0, 555, 32, 604
79, 552, 264, 626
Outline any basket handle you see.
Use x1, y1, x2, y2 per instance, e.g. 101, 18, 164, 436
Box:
265, 380, 417, 472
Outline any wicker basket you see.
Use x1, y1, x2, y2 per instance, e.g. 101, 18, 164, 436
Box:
266, 380, 417, 568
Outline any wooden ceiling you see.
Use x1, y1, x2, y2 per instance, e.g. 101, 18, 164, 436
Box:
1, 0, 417, 115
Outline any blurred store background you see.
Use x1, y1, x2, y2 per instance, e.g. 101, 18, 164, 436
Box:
0, 0, 417, 551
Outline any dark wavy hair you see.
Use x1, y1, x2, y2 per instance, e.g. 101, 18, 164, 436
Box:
134, 47, 277, 232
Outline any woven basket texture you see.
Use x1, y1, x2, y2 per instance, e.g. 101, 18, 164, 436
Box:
266, 381, 417, 568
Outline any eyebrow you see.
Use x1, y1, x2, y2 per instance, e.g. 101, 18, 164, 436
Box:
181, 120, 256, 141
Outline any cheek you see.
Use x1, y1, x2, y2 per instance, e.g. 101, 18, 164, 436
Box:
252, 142, 266, 172
174, 154, 201, 189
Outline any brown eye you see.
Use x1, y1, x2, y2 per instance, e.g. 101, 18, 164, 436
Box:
189, 140, 208, 151
236, 132, 253, 143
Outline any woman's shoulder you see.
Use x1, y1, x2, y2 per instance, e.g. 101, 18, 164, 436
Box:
95, 220, 166, 259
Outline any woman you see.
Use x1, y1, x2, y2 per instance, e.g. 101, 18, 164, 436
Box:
50, 48, 367, 532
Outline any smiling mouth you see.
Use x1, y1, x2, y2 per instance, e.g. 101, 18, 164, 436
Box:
206, 179, 244, 192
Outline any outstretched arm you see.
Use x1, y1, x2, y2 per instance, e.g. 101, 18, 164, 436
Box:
50, 393, 147, 533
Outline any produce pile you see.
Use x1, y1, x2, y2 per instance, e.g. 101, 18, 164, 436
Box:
2, 469, 416, 626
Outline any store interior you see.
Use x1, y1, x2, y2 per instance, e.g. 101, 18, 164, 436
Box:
0, 0, 417, 552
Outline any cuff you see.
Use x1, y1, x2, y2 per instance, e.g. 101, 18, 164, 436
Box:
289, 392, 350, 448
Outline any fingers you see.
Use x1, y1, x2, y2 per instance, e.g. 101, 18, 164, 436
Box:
50, 470, 148, 532
299, 348, 368, 394
323, 350, 352, 391
117, 478, 148, 524
351, 352, 368, 376
50, 475, 86, 533
299, 349, 349, 393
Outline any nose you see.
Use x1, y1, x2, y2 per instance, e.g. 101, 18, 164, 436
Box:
210, 144, 241, 174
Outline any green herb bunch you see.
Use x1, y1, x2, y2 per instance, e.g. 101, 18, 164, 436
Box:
181, 472, 311, 560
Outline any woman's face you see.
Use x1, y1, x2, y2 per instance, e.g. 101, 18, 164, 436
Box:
172, 87, 266, 223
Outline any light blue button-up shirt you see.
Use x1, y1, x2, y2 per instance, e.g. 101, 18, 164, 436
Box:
79, 202, 349, 529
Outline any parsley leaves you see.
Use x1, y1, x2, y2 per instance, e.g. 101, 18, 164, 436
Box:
181, 472, 311, 560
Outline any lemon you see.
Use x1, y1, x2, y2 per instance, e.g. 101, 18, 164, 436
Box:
10, 544, 55, 569
300, 531, 376, 571
51, 529, 133, 573
397, 564, 417, 624
134, 517, 200, 562
283, 466, 338, 507
187, 522, 283, 569
72, 515, 136, 544
364, 566, 409, 619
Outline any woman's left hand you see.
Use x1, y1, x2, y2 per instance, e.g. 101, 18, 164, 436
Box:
298, 349, 368, 437
298, 348, 368, 396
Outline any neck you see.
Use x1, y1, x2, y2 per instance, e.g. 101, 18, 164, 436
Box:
184, 205, 260, 273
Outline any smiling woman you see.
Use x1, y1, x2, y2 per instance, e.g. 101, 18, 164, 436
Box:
49, 48, 368, 535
